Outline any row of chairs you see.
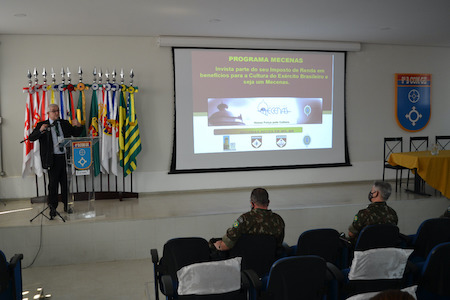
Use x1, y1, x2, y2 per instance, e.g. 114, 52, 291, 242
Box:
383, 135, 450, 192
150, 217, 450, 299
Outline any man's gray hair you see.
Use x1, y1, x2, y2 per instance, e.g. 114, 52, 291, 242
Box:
373, 181, 392, 201
47, 103, 59, 112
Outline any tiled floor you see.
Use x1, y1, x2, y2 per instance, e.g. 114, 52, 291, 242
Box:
21, 259, 153, 300
1, 180, 448, 300
0, 181, 436, 228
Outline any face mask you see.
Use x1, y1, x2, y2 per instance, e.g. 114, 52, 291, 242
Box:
368, 190, 378, 202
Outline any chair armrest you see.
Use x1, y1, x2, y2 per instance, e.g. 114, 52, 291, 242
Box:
276, 243, 291, 257
150, 249, 159, 264
326, 262, 345, 283
405, 260, 420, 277
399, 233, 413, 247
160, 274, 175, 296
242, 269, 262, 291
339, 235, 352, 248
8, 254, 23, 269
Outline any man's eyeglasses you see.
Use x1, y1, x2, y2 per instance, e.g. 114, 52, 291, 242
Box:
48, 110, 59, 113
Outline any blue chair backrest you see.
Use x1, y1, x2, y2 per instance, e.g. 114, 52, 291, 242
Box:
160, 237, 211, 281
296, 228, 348, 269
355, 224, 400, 251
265, 256, 328, 300
417, 242, 450, 298
412, 218, 450, 261
230, 234, 278, 278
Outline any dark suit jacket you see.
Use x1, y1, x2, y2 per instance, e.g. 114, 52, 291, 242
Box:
29, 119, 84, 169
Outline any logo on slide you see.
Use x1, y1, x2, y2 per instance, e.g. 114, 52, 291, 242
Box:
276, 136, 287, 148
303, 135, 311, 146
251, 136, 262, 148
257, 100, 290, 116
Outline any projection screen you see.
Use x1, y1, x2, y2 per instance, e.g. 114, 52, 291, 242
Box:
170, 48, 350, 173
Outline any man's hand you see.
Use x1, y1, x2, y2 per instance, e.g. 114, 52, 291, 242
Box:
214, 240, 230, 251
40, 124, 49, 132
71, 119, 81, 127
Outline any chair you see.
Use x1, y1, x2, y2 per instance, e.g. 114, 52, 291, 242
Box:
0, 251, 23, 300
229, 234, 278, 278
342, 248, 414, 298
151, 237, 212, 300
409, 136, 429, 152
295, 228, 350, 269
407, 218, 450, 269
245, 255, 342, 300
383, 137, 408, 192
160, 257, 250, 300
407, 136, 429, 191
435, 135, 450, 151
416, 242, 450, 300
354, 224, 402, 251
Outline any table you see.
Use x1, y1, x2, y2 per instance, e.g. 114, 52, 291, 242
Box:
388, 150, 450, 198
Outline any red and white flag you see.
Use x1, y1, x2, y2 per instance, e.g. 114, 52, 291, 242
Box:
32, 85, 46, 177
22, 87, 34, 177
101, 87, 112, 174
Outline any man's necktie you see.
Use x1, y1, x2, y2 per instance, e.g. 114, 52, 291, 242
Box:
55, 122, 64, 152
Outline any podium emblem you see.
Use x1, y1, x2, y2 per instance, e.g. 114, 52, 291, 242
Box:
72, 141, 93, 170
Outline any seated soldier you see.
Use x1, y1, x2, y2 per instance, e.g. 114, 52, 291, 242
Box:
347, 181, 398, 243
212, 187, 285, 252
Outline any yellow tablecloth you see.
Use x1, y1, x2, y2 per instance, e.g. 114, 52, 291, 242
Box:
388, 150, 450, 198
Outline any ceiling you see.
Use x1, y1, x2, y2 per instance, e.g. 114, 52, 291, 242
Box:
1, 0, 449, 47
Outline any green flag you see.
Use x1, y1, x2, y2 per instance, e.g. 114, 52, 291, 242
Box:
88, 89, 101, 176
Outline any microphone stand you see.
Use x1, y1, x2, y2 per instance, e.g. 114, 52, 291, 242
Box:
30, 203, 66, 222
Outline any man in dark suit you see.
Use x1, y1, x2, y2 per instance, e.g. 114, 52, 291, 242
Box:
29, 104, 83, 219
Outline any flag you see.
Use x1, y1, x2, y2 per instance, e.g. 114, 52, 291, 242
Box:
66, 84, 76, 124
49, 83, 56, 104
22, 87, 34, 177
59, 84, 67, 120
123, 86, 141, 176
119, 85, 127, 168
40, 85, 48, 120
32, 85, 43, 177
88, 86, 101, 176
76, 83, 87, 136
110, 86, 120, 176
101, 87, 112, 173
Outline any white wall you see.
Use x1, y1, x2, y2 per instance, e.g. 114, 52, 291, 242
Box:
1, 36, 449, 198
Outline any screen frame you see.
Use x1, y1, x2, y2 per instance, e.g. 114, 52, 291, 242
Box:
170, 47, 351, 174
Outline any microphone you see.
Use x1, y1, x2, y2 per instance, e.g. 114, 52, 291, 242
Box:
46, 123, 56, 131
45, 121, 59, 131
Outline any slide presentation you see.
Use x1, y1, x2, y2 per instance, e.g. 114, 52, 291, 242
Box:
171, 48, 349, 172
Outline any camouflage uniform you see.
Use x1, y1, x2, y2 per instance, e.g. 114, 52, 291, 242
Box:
348, 202, 398, 238
222, 208, 285, 249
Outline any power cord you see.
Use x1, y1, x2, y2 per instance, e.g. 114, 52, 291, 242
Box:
23, 202, 45, 269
